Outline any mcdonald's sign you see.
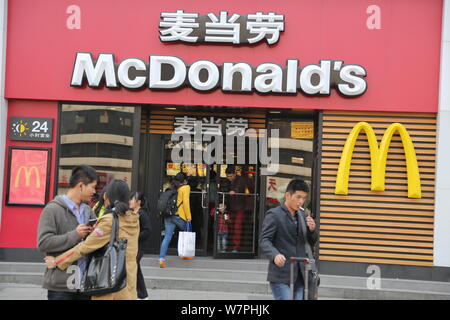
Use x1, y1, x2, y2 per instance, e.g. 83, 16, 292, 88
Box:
335, 122, 421, 199
14, 166, 41, 188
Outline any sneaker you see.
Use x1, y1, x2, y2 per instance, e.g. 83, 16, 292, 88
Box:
159, 260, 167, 268
180, 256, 193, 260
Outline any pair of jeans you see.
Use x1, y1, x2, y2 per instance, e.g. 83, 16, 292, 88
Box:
47, 290, 91, 300
159, 215, 187, 261
270, 274, 305, 300
217, 232, 228, 252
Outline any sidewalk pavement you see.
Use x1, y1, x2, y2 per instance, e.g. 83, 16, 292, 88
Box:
0, 283, 274, 300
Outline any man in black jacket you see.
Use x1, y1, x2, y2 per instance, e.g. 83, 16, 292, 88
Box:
225, 166, 247, 253
259, 178, 318, 300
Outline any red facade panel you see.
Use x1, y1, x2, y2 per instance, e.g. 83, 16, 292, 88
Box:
4, 0, 442, 112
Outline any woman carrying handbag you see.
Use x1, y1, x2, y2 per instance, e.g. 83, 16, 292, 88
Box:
158, 172, 192, 268
44, 180, 140, 300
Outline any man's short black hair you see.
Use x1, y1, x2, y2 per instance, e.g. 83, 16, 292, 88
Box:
285, 178, 310, 194
225, 167, 235, 175
69, 165, 98, 188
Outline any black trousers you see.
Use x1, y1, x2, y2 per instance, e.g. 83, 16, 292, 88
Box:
136, 249, 148, 299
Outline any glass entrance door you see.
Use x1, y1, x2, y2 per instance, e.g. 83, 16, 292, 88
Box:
210, 164, 259, 258
161, 137, 211, 257
161, 139, 259, 258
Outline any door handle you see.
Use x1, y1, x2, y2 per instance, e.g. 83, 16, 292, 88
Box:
217, 192, 225, 206
201, 191, 207, 209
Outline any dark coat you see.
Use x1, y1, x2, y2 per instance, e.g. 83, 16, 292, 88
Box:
138, 208, 151, 249
259, 204, 318, 285
227, 176, 247, 212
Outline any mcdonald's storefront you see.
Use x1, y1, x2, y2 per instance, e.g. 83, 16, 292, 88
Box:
1, 0, 449, 282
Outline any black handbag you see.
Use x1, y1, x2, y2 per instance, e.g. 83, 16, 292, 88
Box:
80, 211, 127, 296
299, 210, 320, 300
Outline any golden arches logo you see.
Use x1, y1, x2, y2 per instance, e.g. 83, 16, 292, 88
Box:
14, 166, 41, 188
334, 122, 421, 199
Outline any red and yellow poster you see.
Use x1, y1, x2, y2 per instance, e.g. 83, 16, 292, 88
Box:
8, 148, 50, 206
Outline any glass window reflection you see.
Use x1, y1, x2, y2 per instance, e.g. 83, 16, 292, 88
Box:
57, 105, 135, 202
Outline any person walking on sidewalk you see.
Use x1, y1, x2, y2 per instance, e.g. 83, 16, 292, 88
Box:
37, 165, 98, 300
44, 180, 140, 300
130, 191, 151, 300
259, 178, 318, 300
159, 172, 192, 268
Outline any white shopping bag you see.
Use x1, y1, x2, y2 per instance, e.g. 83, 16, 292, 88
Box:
178, 222, 196, 258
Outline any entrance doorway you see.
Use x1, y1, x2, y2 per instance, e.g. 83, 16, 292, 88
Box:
139, 106, 316, 259
160, 135, 259, 259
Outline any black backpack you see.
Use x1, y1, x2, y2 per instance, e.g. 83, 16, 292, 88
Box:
156, 188, 181, 218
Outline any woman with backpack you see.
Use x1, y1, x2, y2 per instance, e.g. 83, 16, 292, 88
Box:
158, 172, 192, 268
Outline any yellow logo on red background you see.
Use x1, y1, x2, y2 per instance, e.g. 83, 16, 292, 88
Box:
14, 166, 41, 188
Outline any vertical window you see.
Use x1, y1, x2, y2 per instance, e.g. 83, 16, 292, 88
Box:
57, 104, 135, 203
264, 117, 314, 211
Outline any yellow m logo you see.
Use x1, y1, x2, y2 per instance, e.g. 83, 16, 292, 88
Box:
335, 122, 421, 199
14, 166, 41, 188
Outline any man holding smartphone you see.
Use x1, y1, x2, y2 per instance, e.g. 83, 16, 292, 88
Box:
37, 165, 98, 300
86, 218, 98, 227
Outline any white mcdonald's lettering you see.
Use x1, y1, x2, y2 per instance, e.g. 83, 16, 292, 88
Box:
70, 53, 368, 97
14, 166, 41, 188
335, 122, 421, 199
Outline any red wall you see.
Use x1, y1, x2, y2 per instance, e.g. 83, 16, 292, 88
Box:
4, 0, 443, 112
0, 100, 58, 248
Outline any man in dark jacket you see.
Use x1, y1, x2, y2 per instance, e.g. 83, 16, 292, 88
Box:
225, 166, 247, 253
37, 165, 97, 300
259, 178, 318, 300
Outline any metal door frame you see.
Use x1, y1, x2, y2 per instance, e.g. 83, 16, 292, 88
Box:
186, 167, 211, 257
156, 137, 261, 259
158, 135, 212, 257
212, 163, 259, 259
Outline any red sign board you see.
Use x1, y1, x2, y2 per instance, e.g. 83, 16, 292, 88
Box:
4, 0, 442, 112
6, 148, 51, 206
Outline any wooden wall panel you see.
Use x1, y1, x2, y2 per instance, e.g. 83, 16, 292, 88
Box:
319, 111, 436, 267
